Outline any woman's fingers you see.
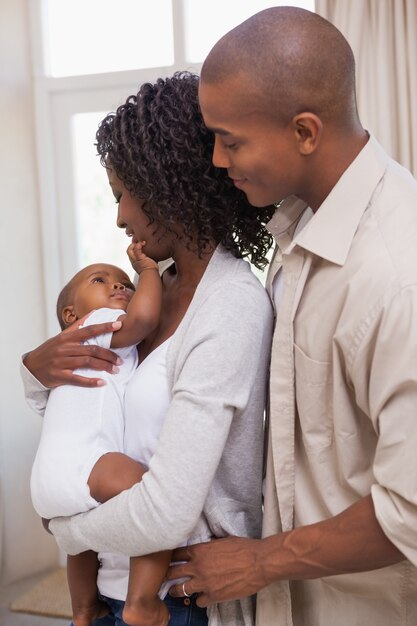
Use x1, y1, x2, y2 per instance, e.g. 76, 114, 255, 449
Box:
23, 321, 123, 388
64, 320, 122, 344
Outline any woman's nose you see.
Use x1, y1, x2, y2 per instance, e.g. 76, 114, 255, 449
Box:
116, 205, 125, 229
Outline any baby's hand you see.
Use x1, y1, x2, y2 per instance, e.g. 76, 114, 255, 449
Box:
127, 241, 159, 274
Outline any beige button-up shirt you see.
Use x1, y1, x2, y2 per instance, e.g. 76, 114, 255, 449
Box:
257, 137, 417, 625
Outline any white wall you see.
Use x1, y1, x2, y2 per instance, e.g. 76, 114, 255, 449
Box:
0, 0, 59, 583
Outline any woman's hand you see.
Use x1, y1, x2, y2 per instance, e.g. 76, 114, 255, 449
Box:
23, 313, 123, 388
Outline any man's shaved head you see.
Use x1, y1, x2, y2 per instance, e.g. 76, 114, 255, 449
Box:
201, 7, 358, 127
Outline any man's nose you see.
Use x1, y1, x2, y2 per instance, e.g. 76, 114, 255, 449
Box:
212, 135, 231, 169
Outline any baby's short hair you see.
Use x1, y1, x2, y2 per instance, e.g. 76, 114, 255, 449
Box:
56, 280, 73, 330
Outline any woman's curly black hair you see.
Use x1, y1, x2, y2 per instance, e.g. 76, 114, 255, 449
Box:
96, 71, 275, 269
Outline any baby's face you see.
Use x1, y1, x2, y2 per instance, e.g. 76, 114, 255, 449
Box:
70, 263, 135, 319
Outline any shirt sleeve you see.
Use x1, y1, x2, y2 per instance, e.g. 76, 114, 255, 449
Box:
49, 279, 272, 556
20, 356, 50, 416
353, 285, 417, 566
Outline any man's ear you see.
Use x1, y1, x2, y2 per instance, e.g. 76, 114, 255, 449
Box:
61, 305, 77, 327
291, 112, 323, 155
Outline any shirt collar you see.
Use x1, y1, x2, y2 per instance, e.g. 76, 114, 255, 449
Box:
266, 135, 390, 266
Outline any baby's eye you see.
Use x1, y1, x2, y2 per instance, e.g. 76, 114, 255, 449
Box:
92, 277, 105, 284
124, 283, 135, 291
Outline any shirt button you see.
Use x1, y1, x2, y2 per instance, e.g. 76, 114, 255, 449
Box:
184, 598, 191, 606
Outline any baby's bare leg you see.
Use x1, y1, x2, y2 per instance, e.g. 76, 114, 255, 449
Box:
64, 453, 145, 624
67, 552, 109, 626
88, 452, 146, 503
123, 551, 172, 626
88, 453, 171, 626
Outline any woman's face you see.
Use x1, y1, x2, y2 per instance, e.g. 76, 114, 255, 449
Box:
107, 167, 175, 261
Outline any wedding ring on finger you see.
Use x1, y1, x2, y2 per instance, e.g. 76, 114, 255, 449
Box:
182, 581, 192, 598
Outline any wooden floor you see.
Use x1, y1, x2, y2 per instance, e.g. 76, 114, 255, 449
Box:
0, 572, 67, 626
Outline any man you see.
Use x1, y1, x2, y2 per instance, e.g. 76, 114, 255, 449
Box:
168, 7, 417, 625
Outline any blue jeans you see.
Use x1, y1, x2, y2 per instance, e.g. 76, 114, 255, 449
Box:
70, 593, 208, 626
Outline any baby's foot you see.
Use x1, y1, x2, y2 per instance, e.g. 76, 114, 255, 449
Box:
122, 595, 169, 626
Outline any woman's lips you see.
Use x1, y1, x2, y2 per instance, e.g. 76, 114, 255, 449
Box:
232, 178, 247, 189
125, 230, 139, 244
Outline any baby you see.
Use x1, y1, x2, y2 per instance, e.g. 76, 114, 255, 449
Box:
31, 241, 172, 626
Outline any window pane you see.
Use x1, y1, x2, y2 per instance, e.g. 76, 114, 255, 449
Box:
43, 0, 174, 77
184, 0, 315, 63
72, 113, 134, 277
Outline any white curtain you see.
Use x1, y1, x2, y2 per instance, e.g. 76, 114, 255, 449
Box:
315, 0, 417, 176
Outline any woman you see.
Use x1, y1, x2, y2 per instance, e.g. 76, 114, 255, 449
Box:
22, 72, 274, 626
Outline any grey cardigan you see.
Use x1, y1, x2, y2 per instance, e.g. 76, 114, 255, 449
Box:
23, 246, 273, 625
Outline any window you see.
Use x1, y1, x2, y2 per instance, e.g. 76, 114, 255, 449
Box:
43, 0, 174, 77
30, 0, 314, 332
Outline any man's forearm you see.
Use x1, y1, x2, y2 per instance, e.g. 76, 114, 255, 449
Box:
168, 495, 405, 606
259, 495, 403, 585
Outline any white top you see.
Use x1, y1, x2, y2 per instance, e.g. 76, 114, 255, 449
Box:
124, 339, 172, 467
98, 338, 172, 600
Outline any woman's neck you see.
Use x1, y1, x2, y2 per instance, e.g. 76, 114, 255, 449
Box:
169, 241, 216, 288
137, 242, 217, 362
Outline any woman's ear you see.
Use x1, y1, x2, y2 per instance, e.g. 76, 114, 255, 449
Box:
291, 112, 323, 155
61, 305, 77, 327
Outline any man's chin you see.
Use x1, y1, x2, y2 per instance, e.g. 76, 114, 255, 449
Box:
245, 194, 275, 208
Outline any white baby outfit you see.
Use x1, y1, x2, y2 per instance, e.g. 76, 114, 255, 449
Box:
30, 307, 138, 519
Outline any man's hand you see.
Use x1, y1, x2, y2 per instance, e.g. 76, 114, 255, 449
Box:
167, 536, 265, 607
23, 313, 123, 388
